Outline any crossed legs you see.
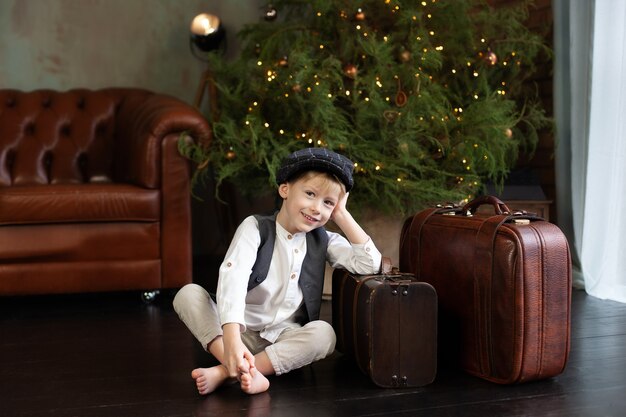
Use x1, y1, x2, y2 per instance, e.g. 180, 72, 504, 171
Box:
191, 335, 272, 395
173, 283, 336, 395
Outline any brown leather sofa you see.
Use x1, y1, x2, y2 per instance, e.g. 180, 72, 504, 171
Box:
0, 88, 211, 297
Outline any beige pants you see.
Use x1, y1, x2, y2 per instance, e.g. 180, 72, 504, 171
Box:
173, 283, 336, 375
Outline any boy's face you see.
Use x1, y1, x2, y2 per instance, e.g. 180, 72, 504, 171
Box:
277, 173, 342, 234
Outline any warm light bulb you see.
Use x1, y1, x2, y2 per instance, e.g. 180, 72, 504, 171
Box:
190, 13, 220, 36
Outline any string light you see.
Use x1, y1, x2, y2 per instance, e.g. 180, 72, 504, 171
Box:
210, 0, 542, 213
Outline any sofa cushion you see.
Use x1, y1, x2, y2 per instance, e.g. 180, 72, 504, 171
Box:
0, 184, 160, 225
0, 222, 160, 262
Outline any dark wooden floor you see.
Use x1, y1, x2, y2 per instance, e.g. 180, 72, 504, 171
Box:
1, 288, 625, 417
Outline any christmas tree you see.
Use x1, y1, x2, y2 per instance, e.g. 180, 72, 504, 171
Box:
183, 0, 552, 215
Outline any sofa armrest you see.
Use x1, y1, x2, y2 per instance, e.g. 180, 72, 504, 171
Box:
113, 91, 212, 188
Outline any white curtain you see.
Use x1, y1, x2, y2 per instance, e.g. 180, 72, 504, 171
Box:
555, 0, 626, 303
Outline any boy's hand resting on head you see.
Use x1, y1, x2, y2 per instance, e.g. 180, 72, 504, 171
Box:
330, 192, 350, 222
330, 192, 370, 246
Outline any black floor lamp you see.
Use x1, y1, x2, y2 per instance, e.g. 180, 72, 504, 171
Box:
189, 13, 225, 120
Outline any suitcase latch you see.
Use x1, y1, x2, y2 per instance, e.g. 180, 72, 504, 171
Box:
390, 286, 409, 296
391, 375, 409, 386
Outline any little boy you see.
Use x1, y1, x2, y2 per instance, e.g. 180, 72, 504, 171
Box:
173, 147, 382, 395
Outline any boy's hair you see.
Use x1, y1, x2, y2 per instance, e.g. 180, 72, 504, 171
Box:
276, 148, 354, 192
287, 170, 347, 195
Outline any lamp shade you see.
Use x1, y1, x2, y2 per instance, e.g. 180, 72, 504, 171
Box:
190, 13, 225, 52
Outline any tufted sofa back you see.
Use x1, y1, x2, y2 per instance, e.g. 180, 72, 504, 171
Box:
0, 88, 155, 187
0, 87, 212, 296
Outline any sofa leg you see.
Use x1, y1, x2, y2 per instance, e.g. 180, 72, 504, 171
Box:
141, 290, 161, 304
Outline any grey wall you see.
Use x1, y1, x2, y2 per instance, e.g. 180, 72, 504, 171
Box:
0, 0, 263, 104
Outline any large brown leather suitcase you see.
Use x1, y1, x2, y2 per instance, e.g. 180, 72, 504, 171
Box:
399, 196, 572, 384
332, 266, 437, 388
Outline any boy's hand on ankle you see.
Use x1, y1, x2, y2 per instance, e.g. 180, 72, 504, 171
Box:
222, 323, 253, 378
239, 350, 256, 376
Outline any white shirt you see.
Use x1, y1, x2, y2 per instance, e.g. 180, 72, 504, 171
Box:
216, 215, 382, 342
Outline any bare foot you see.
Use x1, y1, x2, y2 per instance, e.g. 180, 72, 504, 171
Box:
191, 365, 230, 395
239, 369, 270, 394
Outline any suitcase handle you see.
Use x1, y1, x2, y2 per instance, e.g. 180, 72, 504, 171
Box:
462, 195, 511, 215
462, 195, 545, 221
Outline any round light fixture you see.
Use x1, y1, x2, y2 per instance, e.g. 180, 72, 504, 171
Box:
190, 13, 225, 55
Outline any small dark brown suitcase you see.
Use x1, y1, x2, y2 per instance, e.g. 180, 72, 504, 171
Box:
400, 196, 571, 384
332, 265, 437, 388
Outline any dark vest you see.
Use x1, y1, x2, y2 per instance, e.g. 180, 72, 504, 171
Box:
248, 213, 329, 322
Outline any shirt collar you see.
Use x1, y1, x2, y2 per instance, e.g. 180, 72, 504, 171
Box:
275, 221, 306, 242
